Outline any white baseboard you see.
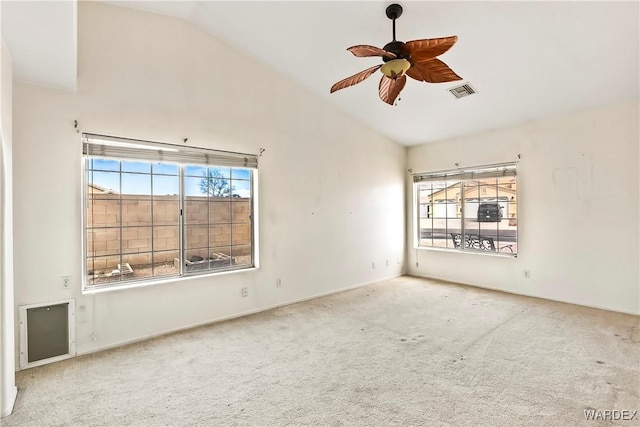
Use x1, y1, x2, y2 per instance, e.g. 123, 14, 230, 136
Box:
78, 274, 402, 357
408, 273, 640, 316
1, 385, 17, 417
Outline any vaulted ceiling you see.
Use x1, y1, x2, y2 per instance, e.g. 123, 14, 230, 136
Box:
2, 1, 639, 146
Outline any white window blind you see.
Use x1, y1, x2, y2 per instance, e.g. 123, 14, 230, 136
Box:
413, 163, 516, 183
82, 133, 258, 169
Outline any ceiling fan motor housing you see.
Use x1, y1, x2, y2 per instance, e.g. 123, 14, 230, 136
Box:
382, 40, 406, 62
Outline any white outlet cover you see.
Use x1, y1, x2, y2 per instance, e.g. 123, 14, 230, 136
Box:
61, 276, 71, 289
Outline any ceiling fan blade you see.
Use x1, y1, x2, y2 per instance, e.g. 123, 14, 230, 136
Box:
347, 45, 397, 59
403, 36, 458, 62
378, 75, 406, 105
330, 65, 382, 93
406, 59, 462, 83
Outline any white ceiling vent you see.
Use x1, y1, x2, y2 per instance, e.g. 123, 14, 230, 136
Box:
449, 83, 476, 99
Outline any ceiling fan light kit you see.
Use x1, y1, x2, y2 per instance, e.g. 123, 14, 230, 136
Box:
380, 59, 411, 78
330, 3, 462, 106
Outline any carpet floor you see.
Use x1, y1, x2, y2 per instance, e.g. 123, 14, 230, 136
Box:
3, 276, 639, 426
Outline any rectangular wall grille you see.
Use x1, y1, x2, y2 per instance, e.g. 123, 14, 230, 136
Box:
19, 299, 76, 369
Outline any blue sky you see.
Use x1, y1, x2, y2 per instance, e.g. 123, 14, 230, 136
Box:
87, 159, 251, 197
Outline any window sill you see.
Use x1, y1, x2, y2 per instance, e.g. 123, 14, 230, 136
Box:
414, 245, 517, 258
82, 266, 259, 295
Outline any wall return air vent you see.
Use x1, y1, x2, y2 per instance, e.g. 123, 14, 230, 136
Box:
449, 83, 476, 99
19, 299, 76, 369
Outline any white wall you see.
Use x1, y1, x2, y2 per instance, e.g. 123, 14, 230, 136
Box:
407, 101, 640, 315
11, 2, 405, 361
1, 34, 17, 414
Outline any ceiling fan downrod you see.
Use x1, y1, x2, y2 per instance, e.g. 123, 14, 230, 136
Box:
386, 3, 403, 42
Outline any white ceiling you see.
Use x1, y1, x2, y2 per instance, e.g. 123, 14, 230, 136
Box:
3, 1, 639, 146
1, 0, 77, 91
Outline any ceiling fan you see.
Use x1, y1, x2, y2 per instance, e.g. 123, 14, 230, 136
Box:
330, 3, 462, 105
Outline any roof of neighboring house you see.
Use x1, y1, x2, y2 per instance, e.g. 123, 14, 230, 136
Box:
424, 180, 517, 202
87, 183, 116, 194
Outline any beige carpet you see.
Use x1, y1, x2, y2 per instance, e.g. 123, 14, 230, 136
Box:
3, 276, 639, 426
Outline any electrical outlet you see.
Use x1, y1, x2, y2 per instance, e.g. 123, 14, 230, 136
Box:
386, 259, 389, 267
276, 278, 282, 288
91, 332, 98, 342
523, 270, 531, 279
372, 262, 375, 269
397, 258, 400, 265
241, 287, 248, 297
61, 276, 71, 290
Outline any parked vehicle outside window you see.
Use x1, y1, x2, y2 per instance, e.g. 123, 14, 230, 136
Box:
477, 202, 503, 222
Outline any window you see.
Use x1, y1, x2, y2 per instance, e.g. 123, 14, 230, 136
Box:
83, 134, 258, 289
414, 163, 517, 255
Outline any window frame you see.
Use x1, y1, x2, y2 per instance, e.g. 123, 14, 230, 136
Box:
413, 162, 518, 257
81, 135, 259, 291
